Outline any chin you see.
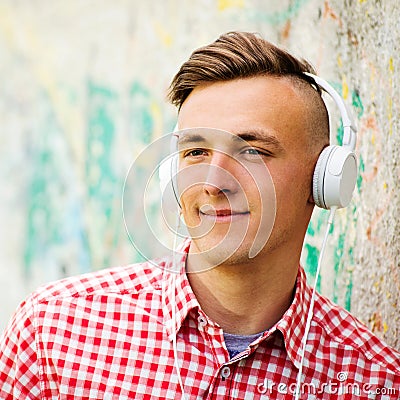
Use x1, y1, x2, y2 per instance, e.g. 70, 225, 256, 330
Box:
190, 236, 255, 269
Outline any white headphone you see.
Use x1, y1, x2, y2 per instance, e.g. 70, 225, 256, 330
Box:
159, 73, 358, 211
305, 73, 357, 209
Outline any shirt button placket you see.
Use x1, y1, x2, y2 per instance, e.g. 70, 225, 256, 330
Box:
198, 315, 207, 328
220, 366, 231, 380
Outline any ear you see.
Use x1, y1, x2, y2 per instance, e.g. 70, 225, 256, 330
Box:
308, 192, 315, 205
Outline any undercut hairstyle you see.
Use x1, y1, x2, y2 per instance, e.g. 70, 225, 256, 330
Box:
167, 31, 330, 146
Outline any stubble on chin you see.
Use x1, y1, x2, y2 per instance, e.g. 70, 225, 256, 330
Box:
187, 233, 260, 272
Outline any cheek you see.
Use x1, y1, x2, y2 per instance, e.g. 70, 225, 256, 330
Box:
237, 164, 275, 203
246, 178, 275, 210
272, 164, 312, 206
179, 186, 198, 213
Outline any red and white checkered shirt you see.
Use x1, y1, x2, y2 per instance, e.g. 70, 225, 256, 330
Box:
1, 241, 400, 399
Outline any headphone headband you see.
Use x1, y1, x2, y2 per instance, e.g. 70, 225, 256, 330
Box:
303, 72, 357, 150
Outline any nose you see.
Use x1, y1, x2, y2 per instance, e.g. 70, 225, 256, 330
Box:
202, 152, 239, 196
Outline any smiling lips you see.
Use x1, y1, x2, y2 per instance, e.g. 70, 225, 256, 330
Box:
199, 207, 250, 222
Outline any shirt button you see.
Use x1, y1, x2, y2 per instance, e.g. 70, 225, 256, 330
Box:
198, 315, 207, 327
221, 366, 231, 379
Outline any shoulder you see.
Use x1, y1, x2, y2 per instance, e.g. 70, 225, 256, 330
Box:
31, 258, 168, 304
1, 258, 171, 345
313, 291, 400, 375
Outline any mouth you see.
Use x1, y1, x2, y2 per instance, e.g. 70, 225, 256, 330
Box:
199, 207, 250, 223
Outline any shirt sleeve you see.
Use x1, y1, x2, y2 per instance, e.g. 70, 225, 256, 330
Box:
0, 296, 41, 399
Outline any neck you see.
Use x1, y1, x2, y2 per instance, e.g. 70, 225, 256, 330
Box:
186, 246, 300, 335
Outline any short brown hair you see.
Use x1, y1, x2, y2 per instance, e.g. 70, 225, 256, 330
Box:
168, 31, 318, 109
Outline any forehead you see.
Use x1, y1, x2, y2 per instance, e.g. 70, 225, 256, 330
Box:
176, 77, 315, 157
177, 76, 310, 147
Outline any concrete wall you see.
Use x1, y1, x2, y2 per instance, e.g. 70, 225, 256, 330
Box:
0, 0, 399, 349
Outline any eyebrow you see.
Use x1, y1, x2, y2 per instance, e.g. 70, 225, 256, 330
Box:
177, 129, 285, 153
234, 131, 285, 153
177, 133, 206, 145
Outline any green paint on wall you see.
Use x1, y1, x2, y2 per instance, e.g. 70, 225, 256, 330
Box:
336, 123, 344, 146
307, 221, 315, 236
329, 220, 335, 235
129, 81, 154, 144
305, 243, 319, 276
332, 232, 346, 303
347, 243, 355, 265
305, 243, 321, 292
247, 0, 311, 25
307, 210, 331, 239
24, 154, 50, 274
352, 90, 364, 118
86, 80, 120, 267
23, 94, 66, 276
345, 273, 353, 311
357, 155, 364, 191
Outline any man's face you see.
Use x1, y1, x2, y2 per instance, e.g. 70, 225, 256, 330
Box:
177, 76, 318, 269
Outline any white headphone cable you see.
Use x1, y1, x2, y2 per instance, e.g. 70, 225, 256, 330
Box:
170, 212, 189, 400
294, 206, 337, 400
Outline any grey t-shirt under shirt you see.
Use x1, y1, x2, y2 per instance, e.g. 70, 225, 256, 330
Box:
223, 331, 264, 358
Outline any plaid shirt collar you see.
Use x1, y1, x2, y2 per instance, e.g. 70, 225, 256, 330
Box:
162, 240, 311, 370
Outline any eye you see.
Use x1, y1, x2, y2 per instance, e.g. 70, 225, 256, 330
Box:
244, 148, 261, 155
242, 147, 272, 157
183, 149, 208, 158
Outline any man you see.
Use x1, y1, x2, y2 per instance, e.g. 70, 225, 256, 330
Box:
1, 31, 399, 399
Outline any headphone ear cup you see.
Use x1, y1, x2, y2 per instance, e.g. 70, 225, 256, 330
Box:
159, 154, 180, 211
313, 145, 357, 209
313, 146, 333, 209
